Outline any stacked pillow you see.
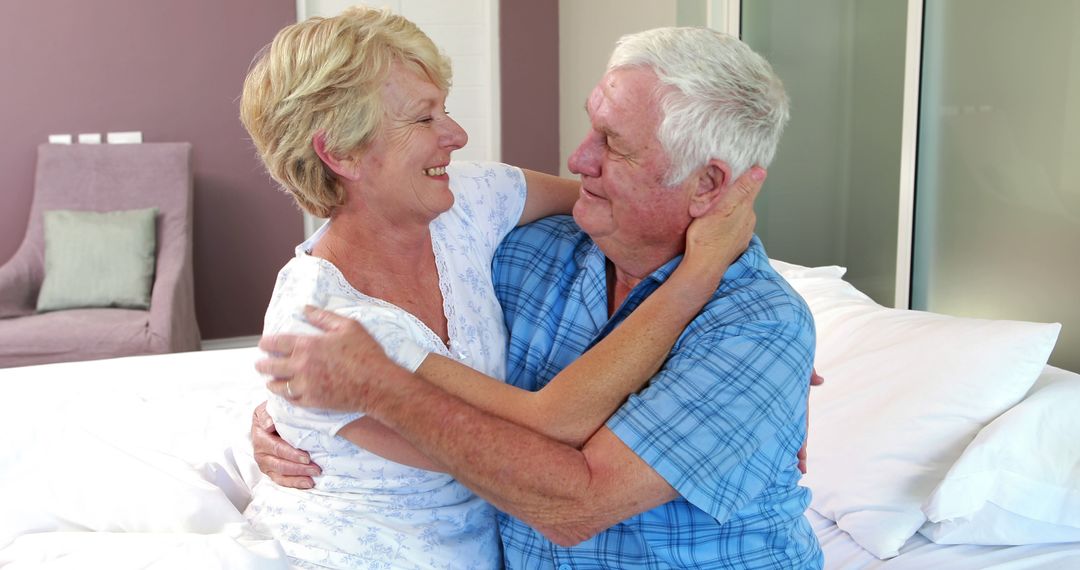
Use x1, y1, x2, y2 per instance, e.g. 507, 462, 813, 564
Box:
921, 365, 1080, 545
769, 260, 1069, 558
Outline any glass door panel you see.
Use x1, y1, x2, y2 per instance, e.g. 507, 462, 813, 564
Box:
742, 0, 907, 306
912, 0, 1080, 372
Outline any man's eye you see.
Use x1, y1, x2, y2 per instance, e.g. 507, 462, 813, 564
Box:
418, 117, 434, 124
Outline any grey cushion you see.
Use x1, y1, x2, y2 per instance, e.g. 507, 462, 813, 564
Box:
36, 208, 158, 312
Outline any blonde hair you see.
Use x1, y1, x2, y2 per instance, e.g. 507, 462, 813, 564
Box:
240, 7, 451, 217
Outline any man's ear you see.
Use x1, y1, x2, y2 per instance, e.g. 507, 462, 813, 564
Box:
688, 159, 732, 218
312, 131, 361, 181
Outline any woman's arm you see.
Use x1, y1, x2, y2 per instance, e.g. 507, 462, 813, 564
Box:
517, 169, 580, 225
417, 168, 763, 447
416, 258, 721, 447
337, 417, 447, 471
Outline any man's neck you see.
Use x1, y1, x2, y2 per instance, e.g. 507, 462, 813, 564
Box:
604, 247, 680, 316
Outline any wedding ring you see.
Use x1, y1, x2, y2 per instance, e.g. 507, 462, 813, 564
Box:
286, 380, 296, 400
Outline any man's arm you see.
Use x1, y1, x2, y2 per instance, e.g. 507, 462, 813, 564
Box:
251, 401, 320, 488
384, 375, 677, 546
260, 322, 674, 546
251, 362, 822, 488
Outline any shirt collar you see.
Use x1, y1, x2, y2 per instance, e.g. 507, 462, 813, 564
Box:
597, 235, 768, 329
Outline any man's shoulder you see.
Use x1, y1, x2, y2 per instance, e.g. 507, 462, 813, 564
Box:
505, 214, 584, 243
495, 215, 590, 267
694, 239, 814, 338
492, 216, 594, 327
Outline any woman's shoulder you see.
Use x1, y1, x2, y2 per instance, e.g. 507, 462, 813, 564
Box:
264, 255, 355, 330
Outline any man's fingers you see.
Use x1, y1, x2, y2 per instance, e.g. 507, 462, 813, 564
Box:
255, 357, 294, 379
259, 333, 299, 355
272, 439, 317, 469
252, 402, 275, 430
303, 305, 352, 331
810, 368, 825, 386
250, 401, 321, 489
265, 378, 294, 400
268, 473, 316, 490
254, 441, 318, 473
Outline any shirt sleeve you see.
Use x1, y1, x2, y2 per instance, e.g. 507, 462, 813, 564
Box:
447, 161, 527, 257
605, 308, 815, 524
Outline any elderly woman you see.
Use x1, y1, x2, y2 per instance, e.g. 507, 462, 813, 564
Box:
239, 7, 757, 569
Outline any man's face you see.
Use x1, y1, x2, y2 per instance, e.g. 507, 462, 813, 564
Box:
568, 67, 695, 259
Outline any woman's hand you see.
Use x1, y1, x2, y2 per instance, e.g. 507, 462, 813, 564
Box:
681, 166, 765, 282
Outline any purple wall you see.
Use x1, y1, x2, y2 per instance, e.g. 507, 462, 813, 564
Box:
0, 0, 301, 340
0, 1, 559, 340
500, 1, 560, 174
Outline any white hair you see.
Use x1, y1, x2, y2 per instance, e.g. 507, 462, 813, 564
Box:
607, 27, 790, 186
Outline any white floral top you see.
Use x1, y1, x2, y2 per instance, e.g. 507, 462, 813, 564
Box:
245, 161, 527, 570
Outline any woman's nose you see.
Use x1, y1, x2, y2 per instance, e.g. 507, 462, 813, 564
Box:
441, 115, 468, 150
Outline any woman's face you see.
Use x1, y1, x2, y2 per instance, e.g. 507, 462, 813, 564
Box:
353, 62, 468, 225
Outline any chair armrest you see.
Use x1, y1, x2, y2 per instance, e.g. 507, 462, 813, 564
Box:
0, 246, 43, 318
146, 225, 200, 353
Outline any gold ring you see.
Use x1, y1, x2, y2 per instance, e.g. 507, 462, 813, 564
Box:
286, 380, 295, 400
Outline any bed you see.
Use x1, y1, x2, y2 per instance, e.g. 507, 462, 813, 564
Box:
1, 261, 1078, 569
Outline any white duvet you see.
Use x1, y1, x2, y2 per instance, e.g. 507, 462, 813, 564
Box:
0, 347, 288, 569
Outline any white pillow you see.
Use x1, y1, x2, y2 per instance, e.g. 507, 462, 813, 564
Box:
920, 365, 1080, 545
769, 258, 847, 280
790, 273, 1060, 559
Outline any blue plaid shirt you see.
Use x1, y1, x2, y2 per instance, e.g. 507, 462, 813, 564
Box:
491, 216, 823, 569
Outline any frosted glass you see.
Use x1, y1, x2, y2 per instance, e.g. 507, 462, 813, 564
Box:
742, 0, 906, 306
912, 0, 1080, 372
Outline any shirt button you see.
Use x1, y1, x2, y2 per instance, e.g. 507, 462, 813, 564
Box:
558, 565, 572, 570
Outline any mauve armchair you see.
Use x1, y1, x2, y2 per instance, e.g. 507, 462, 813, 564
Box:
0, 143, 200, 368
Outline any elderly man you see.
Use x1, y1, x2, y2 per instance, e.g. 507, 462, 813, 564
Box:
257, 27, 822, 569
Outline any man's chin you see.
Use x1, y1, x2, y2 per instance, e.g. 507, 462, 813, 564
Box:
571, 207, 608, 239
571, 202, 593, 231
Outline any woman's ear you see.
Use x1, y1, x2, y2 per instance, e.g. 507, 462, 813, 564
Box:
312, 131, 361, 181
688, 159, 731, 218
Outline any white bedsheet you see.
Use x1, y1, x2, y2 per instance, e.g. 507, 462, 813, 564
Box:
2, 347, 1079, 569
811, 509, 1080, 569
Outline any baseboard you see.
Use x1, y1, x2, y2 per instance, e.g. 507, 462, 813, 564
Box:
200, 335, 260, 351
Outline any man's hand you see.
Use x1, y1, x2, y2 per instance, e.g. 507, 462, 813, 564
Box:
798, 368, 825, 474
256, 306, 395, 411
251, 401, 320, 489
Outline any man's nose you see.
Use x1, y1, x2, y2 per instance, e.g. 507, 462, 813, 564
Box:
568, 132, 602, 177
